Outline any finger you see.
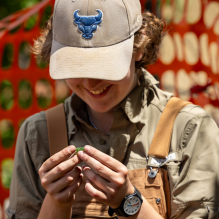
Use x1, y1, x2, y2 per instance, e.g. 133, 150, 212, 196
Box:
47, 166, 82, 195
78, 151, 114, 182
53, 174, 83, 203
40, 146, 76, 173
45, 154, 82, 183
82, 165, 112, 193
85, 179, 107, 201
82, 145, 125, 172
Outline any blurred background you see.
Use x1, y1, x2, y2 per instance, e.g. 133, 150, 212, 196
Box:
0, 0, 218, 218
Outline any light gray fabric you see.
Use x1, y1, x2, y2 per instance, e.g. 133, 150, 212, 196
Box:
53, 0, 142, 47
50, 0, 142, 80
7, 69, 219, 219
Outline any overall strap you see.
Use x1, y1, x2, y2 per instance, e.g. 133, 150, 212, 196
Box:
148, 97, 191, 159
46, 103, 68, 156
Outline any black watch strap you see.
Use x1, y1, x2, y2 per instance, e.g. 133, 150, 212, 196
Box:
108, 206, 123, 217
108, 206, 128, 217
108, 186, 143, 217
108, 206, 115, 216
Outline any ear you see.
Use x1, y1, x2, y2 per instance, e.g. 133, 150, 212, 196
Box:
135, 51, 144, 61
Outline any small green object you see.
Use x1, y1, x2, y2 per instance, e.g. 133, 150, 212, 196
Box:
75, 147, 85, 155
69, 147, 85, 159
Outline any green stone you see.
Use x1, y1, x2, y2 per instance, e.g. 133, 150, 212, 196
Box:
74, 147, 85, 155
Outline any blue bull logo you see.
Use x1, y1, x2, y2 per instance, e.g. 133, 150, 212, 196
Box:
74, 10, 103, 39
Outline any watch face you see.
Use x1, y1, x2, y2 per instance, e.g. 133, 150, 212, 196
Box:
123, 196, 141, 215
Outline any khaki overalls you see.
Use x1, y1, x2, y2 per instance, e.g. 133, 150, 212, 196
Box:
46, 97, 190, 219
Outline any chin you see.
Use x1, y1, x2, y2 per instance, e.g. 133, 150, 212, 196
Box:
89, 104, 113, 113
92, 108, 111, 113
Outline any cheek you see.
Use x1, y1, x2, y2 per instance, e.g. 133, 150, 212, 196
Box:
65, 79, 82, 88
122, 65, 136, 86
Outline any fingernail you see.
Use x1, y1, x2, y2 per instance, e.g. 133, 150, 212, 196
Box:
78, 150, 84, 157
75, 166, 82, 171
69, 146, 75, 153
86, 179, 91, 184
84, 145, 90, 151
82, 164, 88, 169
67, 176, 74, 182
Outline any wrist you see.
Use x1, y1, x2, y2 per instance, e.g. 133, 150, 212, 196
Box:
38, 194, 73, 219
108, 186, 143, 217
111, 183, 135, 209
47, 193, 73, 211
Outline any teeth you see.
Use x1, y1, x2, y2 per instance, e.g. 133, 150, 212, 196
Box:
89, 86, 108, 95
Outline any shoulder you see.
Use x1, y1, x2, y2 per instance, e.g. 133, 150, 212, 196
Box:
19, 111, 47, 144
19, 97, 71, 148
180, 102, 210, 117
19, 111, 47, 139
147, 85, 215, 148
176, 103, 211, 128
177, 104, 211, 134
16, 111, 50, 171
21, 96, 71, 138
148, 84, 210, 121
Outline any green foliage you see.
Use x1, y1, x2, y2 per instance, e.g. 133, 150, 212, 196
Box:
0, 0, 42, 20
18, 80, 32, 109
20, 0, 41, 9
1, 159, 14, 189
2, 44, 14, 69
40, 6, 52, 28
19, 42, 31, 69
38, 96, 51, 108
36, 59, 48, 69
36, 79, 52, 108
0, 80, 14, 110
24, 14, 38, 31
0, 120, 15, 149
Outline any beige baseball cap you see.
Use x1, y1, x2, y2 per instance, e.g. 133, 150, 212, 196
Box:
50, 0, 142, 81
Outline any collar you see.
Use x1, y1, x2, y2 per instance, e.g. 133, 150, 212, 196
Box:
119, 68, 159, 123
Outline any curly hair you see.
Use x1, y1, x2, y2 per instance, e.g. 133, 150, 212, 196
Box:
32, 11, 166, 69
31, 15, 53, 62
134, 11, 166, 69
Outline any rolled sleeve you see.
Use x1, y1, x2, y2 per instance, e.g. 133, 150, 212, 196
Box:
6, 113, 48, 219
171, 114, 219, 219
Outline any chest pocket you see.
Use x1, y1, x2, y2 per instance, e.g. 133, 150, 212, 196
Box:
128, 168, 170, 219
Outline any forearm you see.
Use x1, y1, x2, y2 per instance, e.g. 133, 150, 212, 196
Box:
38, 193, 72, 219
118, 196, 163, 219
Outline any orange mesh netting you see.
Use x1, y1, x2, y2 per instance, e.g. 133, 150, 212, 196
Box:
0, 0, 59, 217
142, 0, 219, 124
0, 0, 219, 218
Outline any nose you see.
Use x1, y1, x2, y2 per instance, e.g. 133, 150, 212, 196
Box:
83, 78, 103, 90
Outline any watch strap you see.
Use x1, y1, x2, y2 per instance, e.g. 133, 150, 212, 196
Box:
108, 186, 143, 217
108, 206, 127, 217
135, 186, 143, 202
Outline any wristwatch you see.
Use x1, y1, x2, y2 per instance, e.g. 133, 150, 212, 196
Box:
108, 186, 143, 217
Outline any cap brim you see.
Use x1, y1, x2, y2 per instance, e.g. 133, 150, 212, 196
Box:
49, 35, 134, 81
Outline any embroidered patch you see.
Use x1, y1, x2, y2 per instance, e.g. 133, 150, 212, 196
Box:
74, 9, 103, 39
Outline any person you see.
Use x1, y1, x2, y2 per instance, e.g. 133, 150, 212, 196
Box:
6, 0, 219, 218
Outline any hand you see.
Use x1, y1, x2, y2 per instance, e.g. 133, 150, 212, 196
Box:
77, 145, 135, 209
38, 146, 83, 207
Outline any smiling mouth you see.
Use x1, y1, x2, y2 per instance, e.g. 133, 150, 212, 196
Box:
88, 85, 110, 95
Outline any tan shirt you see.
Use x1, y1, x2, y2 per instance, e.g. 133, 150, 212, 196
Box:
7, 69, 219, 219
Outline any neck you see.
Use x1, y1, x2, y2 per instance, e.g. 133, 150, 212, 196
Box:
87, 106, 114, 135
